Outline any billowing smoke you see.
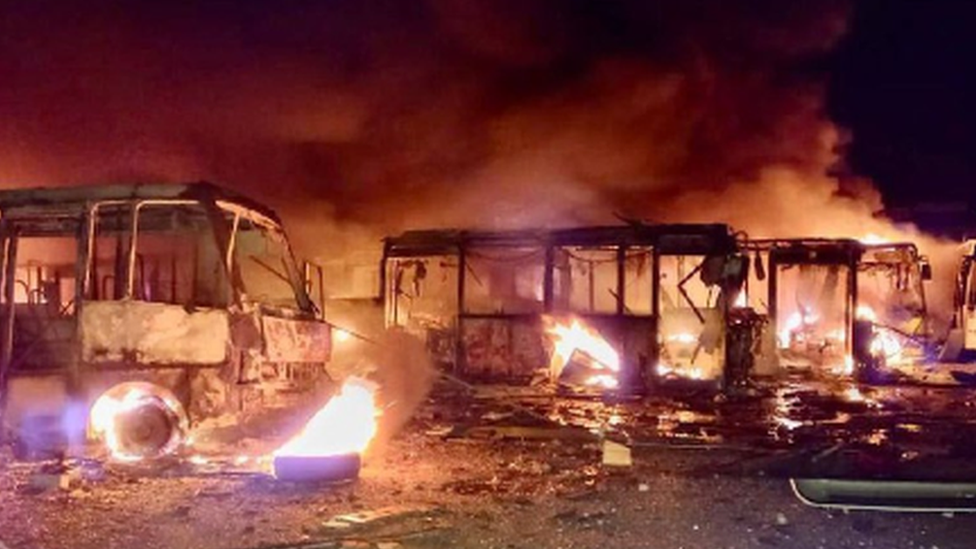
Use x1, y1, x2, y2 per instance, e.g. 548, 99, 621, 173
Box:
0, 1, 957, 307
0, 2, 847, 224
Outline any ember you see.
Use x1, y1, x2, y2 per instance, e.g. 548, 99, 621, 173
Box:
272, 377, 379, 480
545, 317, 621, 389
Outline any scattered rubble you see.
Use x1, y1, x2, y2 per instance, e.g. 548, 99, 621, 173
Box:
601, 441, 633, 467
5, 377, 976, 548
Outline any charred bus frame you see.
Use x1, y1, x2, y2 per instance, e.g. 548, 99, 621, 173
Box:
744, 238, 930, 378
0, 183, 331, 455
381, 224, 747, 390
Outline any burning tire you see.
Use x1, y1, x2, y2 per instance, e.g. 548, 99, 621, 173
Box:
272, 453, 362, 482
89, 382, 188, 462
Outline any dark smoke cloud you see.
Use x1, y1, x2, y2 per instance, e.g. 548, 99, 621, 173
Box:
0, 0, 855, 246
17, 2, 963, 323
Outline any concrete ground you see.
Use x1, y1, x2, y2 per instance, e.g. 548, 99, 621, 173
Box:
3, 376, 976, 549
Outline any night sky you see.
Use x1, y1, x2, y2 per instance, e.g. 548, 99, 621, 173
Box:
829, 0, 976, 207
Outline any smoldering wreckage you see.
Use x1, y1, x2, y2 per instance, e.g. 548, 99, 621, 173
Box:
5, 182, 976, 547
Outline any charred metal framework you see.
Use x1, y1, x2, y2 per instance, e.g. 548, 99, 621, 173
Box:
743, 238, 930, 375
0, 183, 331, 451
951, 239, 976, 359
381, 224, 743, 388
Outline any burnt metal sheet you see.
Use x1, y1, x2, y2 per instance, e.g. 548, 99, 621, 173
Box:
80, 301, 230, 365
0, 182, 282, 225
460, 317, 547, 380
384, 224, 736, 258
261, 316, 331, 363
456, 314, 653, 383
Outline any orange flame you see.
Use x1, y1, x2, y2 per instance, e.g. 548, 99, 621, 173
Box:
545, 317, 621, 389
274, 377, 379, 458
777, 309, 820, 349
859, 233, 888, 245
857, 305, 904, 365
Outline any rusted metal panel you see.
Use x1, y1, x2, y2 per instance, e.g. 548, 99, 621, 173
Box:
460, 317, 547, 380
261, 316, 331, 363
80, 301, 230, 364
384, 224, 737, 258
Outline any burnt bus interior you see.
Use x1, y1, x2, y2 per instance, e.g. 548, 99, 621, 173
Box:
381, 224, 749, 390
0, 184, 324, 437
741, 239, 930, 379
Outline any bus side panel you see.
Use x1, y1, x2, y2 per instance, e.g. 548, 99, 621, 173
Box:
80, 301, 230, 365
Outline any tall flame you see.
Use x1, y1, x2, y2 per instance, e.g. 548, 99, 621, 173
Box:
274, 377, 379, 458
545, 317, 621, 388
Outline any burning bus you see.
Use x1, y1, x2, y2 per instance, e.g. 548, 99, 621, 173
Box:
380, 224, 755, 391
741, 238, 931, 381
0, 183, 331, 460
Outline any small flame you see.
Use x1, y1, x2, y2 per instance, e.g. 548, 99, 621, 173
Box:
333, 328, 352, 343
856, 305, 877, 321
545, 317, 621, 388
856, 305, 905, 365
656, 362, 704, 380
860, 233, 888, 245
777, 309, 819, 349
274, 377, 379, 459
733, 290, 747, 308
870, 329, 903, 362
843, 386, 865, 403
840, 354, 854, 376
585, 373, 619, 389
666, 332, 698, 344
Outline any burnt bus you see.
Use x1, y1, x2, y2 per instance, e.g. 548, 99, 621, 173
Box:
741, 238, 931, 380
0, 183, 331, 458
381, 224, 753, 391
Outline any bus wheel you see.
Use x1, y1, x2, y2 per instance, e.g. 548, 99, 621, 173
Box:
89, 382, 188, 461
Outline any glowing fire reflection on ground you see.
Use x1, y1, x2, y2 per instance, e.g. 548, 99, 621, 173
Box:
545, 317, 621, 389
273, 377, 380, 459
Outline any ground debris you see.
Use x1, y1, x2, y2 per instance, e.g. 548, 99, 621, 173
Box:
7, 377, 976, 549
323, 504, 439, 527
23, 472, 71, 494
602, 440, 632, 467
